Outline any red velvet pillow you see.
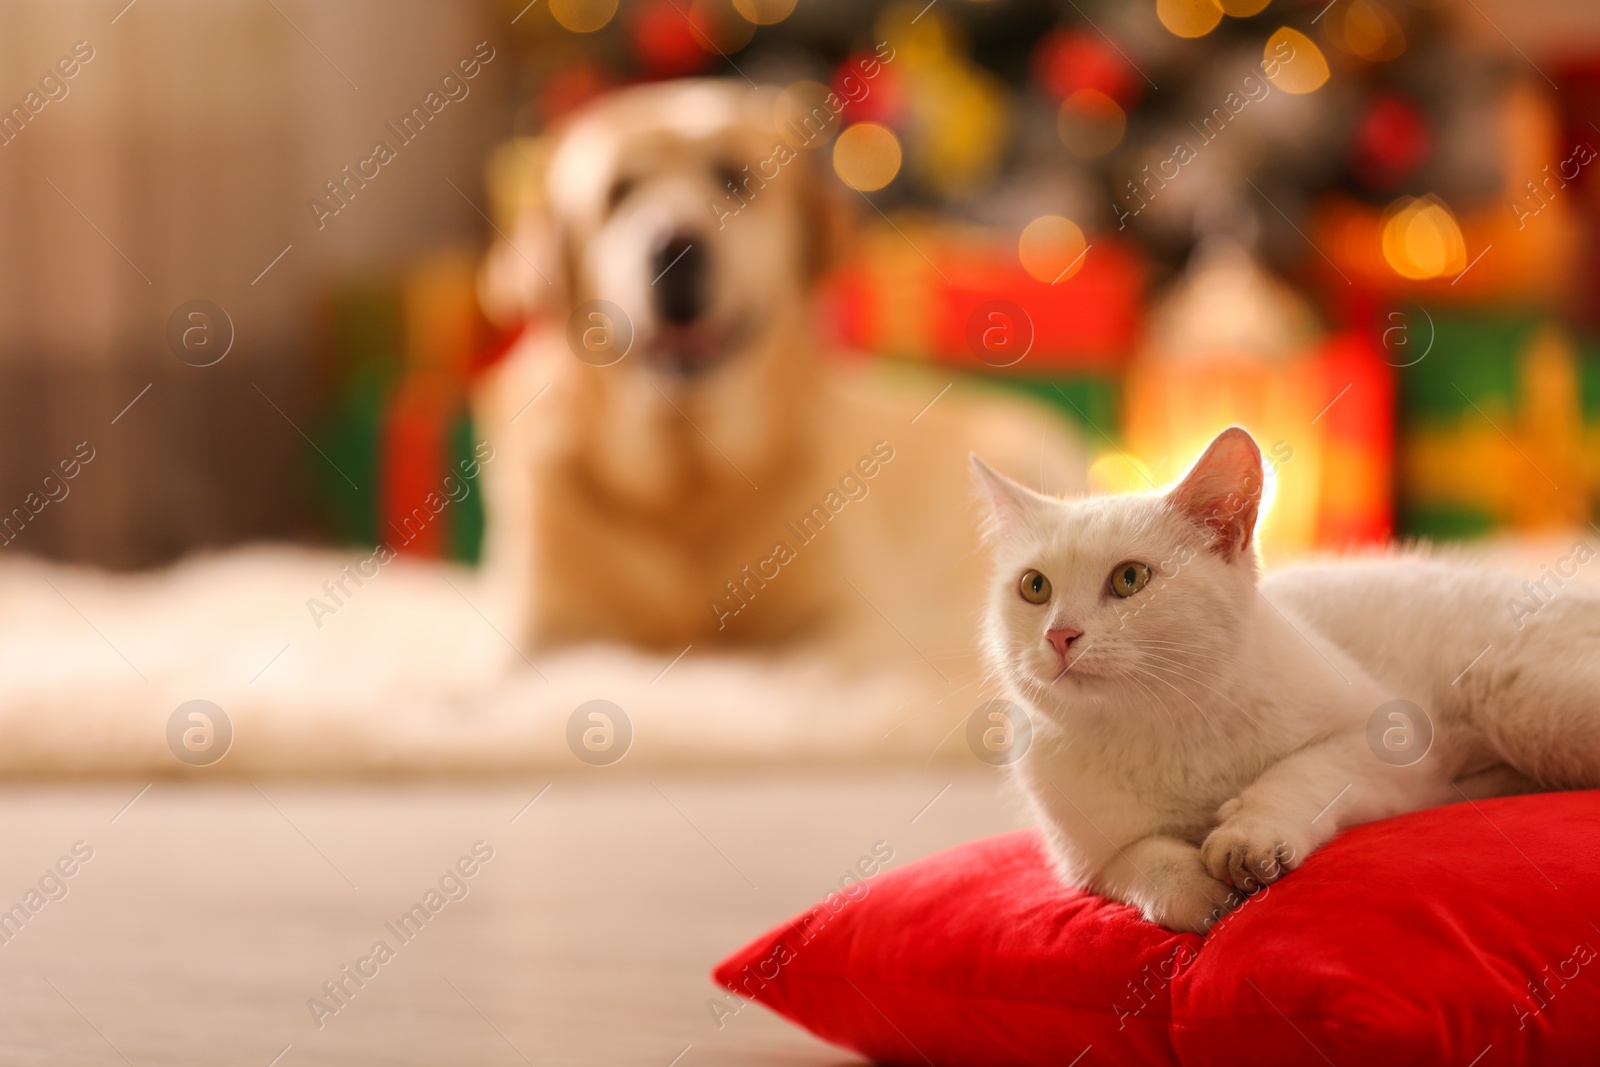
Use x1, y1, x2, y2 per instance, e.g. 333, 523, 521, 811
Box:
714, 828, 1197, 1066
1173, 789, 1600, 1067
713, 791, 1600, 1067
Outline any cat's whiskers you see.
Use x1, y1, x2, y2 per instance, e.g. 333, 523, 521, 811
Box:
1123, 638, 1227, 674
1124, 636, 1228, 660
1125, 639, 1239, 685
1125, 636, 1246, 676
1119, 669, 1179, 731
1126, 663, 1224, 738
1015, 665, 1065, 710
1121, 633, 1220, 650
1133, 650, 1235, 691
1135, 654, 1261, 728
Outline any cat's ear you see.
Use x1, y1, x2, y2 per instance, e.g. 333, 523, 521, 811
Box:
971, 454, 1048, 538
1165, 427, 1263, 560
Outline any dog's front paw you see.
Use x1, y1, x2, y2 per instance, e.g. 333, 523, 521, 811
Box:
1201, 813, 1304, 892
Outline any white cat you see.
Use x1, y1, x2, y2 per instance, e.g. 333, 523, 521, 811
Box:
973, 426, 1600, 933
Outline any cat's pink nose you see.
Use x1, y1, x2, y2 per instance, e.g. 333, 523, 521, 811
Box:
1045, 627, 1083, 657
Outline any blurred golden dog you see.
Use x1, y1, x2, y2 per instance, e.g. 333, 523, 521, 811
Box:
474, 79, 1084, 674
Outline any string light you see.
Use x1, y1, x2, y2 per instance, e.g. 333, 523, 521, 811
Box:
731, 0, 797, 24
1058, 88, 1126, 159
550, 0, 617, 33
1381, 195, 1467, 280
833, 122, 902, 191
1157, 0, 1224, 38
1332, 0, 1407, 61
1019, 216, 1088, 284
1265, 28, 1330, 94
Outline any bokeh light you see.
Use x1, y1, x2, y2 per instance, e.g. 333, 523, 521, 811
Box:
1033, 31, 1139, 108
732, 0, 797, 24
1265, 28, 1330, 94
1057, 88, 1126, 159
833, 122, 903, 191
550, 0, 618, 33
1331, 0, 1407, 62
1216, 0, 1271, 15
1157, 0, 1224, 38
629, 0, 710, 75
1352, 95, 1429, 186
1380, 195, 1467, 280
1018, 216, 1088, 284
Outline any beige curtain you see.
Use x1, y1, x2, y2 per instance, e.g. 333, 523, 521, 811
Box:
0, 0, 504, 566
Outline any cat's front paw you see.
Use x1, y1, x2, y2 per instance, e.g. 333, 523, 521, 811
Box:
1144, 868, 1241, 935
1201, 814, 1304, 892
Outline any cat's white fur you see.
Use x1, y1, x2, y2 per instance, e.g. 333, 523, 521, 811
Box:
974, 427, 1600, 933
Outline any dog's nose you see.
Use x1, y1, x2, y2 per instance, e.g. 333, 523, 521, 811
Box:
651, 232, 707, 325
1045, 627, 1083, 657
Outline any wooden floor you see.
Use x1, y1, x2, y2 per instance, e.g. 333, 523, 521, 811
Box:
0, 770, 1022, 1066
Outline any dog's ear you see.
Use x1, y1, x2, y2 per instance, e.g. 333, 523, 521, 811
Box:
796, 150, 853, 286
742, 84, 852, 286
477, 137, 567, 326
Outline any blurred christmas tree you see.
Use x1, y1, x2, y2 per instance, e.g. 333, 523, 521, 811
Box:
313, 0, 1600, 559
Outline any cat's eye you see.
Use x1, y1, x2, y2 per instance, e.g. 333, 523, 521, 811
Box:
1018, 569, 1052, 604
1109, 561, 1152, 598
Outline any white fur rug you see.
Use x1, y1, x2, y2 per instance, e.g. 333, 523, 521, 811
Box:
0, 546, 980, 776
2, 534, 1588, 777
